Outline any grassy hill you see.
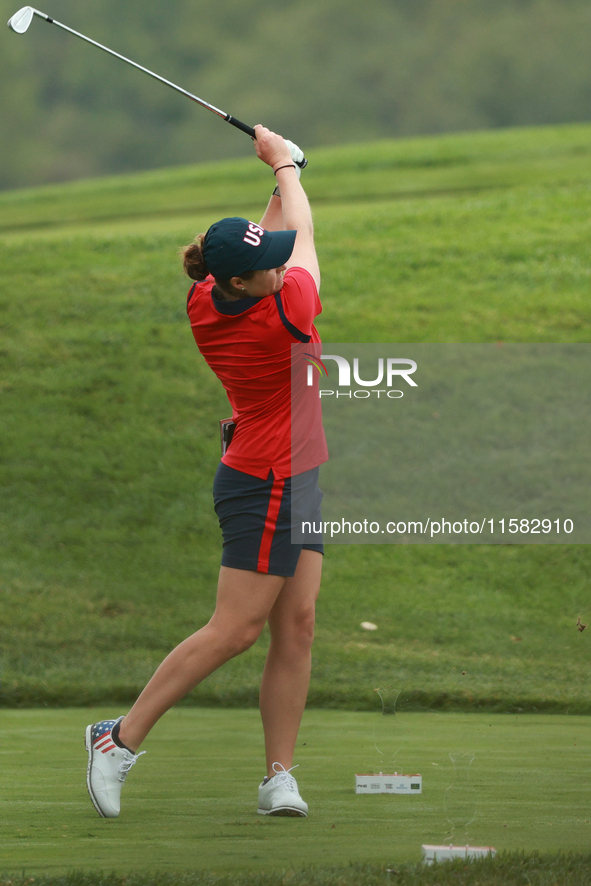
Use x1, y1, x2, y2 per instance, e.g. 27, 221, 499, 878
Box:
1, 124, 590, 712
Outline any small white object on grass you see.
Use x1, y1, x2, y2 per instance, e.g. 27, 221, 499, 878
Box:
421, 845, 496, 865
360, 621, 377, 631
356, 773, 422, 794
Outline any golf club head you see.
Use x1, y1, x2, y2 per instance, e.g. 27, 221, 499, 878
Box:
7, 6, 34, 33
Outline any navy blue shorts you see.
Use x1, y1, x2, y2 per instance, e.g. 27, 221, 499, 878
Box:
213, 463, 324, 577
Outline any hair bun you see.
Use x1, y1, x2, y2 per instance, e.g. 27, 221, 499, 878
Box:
180, 234, 209, 280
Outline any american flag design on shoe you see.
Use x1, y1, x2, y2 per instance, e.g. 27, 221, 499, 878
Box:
90, 720, 118, 754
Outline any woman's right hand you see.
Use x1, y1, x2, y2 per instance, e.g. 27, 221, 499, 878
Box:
253, 125, 293, 171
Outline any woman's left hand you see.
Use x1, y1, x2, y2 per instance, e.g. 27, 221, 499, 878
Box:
253, 125, 292, 171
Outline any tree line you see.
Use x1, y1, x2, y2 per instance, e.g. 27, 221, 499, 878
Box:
2, 0, 591, 190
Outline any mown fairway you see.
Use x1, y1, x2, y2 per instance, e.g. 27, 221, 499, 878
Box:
2, 708, 591, 875
1, 125, 591, 882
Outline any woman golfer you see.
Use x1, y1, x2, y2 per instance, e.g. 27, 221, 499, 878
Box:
85, 125, 327, 819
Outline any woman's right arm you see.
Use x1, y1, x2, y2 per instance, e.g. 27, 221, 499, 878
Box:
253, 125, 320, 290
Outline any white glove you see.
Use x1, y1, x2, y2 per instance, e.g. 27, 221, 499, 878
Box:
284, 139, 305, 179
273, 139, 306, 197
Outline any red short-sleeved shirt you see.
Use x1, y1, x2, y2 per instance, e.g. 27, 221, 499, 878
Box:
187, 266, 328, 480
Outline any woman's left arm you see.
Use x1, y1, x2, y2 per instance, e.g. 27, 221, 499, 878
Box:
259, 192, 284, 231
259, 139, 305, 231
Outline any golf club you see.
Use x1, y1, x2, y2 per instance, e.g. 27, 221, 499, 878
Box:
7, 6, 307, 167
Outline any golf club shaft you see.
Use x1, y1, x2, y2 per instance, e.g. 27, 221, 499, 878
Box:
35, 10, 256, 138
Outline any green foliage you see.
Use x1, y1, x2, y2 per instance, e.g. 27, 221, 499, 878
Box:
3, 0, 591, 188
1, 126, 591, 712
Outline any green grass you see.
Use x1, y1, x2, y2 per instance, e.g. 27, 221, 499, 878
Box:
1, 708, 591, 878
2, 124, 591, 713
2, 546, 590, 712
3, 856, 591, 886
2, 123, 591, 885
2, 123, 591, 230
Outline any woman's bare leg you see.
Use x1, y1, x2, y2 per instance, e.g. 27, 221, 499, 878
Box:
119, 566, 285, 752
259, 549, 322, 777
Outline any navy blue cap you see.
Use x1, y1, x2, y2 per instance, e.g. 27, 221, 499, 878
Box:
203, 217, 296, 279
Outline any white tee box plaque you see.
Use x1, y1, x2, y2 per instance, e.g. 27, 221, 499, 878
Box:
355, 773, 422, 794
421, 845, 496, 865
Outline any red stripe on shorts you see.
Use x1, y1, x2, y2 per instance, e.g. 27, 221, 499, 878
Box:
257, 476, 285, 573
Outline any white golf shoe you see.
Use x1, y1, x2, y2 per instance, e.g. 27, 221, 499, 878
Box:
257, 762, 308, 817
85, 717, 145, 818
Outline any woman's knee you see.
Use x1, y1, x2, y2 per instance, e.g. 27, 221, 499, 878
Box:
298, 607, 316, 644
272, 607, 316, 652
206, 618, 265, 658
238, 622, 265, 653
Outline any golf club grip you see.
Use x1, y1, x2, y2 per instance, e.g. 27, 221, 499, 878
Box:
225, 116, 308, 168
226, 116, 256, 139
